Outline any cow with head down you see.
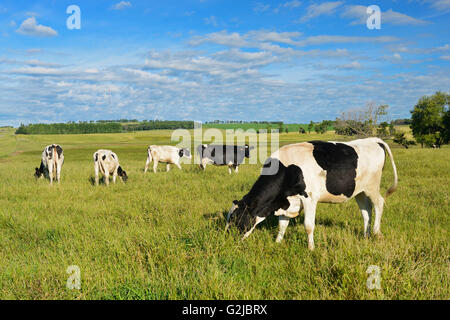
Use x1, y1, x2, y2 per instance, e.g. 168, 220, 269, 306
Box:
226, 137, 398, 250
35, 144, 64, 185
93, 149, 128, 186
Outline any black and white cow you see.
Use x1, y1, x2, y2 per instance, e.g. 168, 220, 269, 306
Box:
144, 145, 191, 173
93, 149, 128, 186
35, 144, 64, 185
226, 138, 398, 250
197, 144, 254, 174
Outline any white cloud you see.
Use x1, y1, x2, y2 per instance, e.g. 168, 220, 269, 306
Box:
190, 31, 249, 47
253, 2, 271, 13
297, 1, 343, 23
440, 55, 450, 61
282, 1, 302, 9
428, 0, 450, 11
204, 15, 218, 27
16, 17, 57, 37
248, 30, 302, 45
112, 1, 132, 10
298, 35, 399, 46
342, 5, 428, 26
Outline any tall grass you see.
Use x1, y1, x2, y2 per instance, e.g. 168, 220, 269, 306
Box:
0, 128, 448, 299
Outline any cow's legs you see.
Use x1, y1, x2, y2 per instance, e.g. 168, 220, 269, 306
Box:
175, 162, 182, 170
166, 164, 171, 172
228, 165, 232, 174
48, 163, 54, 185
94, 161, 99, 186
153, 160, 158, 173
234, 165, 239, 173
276, 215, 290, 243
303, 198, 318, 250
113, 170, 117, 184
56, 163, 62, 183
104, 171, 110, 186
355, 193, 372, 237
144, 156, 151, 173
201, 158, 208, 170
242, 216, 266, 240
370, 193, 385, 237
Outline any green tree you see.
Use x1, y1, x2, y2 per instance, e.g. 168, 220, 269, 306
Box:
393, 132, 416, 149
307, 121, 314, 134
410, 91, 449, 148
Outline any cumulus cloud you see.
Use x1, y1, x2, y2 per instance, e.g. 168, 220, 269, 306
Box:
111, 1, 132, 10
341, 5, 428, 26
16, 17, 57, 37
296, 1, 343, 23
1, 26, 448, 126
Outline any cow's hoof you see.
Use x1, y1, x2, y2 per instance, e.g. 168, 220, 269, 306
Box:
373, 233, 384, 240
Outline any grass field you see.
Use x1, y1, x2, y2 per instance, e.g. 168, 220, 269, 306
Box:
0, 127, 448, 299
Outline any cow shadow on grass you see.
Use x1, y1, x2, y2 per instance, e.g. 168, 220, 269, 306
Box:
205, 210, 349, 234
88, 176, 106, 186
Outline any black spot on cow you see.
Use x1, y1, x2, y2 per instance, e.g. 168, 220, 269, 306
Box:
309, 141, 358, 198
229, 158, 308, 232
378, 143, 386, 169
94, 153, 98, 162
55, 145, 63, 159
111, 153, 115, 159
179, 149, 184, 157
102, 155, 106, 161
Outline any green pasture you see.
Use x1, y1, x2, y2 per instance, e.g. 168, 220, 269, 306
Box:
0, 127, 448, 299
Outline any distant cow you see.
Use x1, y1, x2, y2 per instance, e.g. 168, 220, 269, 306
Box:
144, 145, 191, 173
93, 149, 128, 186
197, 144, 254, 174
226, 138, 398, 250
35, 144, 64, 185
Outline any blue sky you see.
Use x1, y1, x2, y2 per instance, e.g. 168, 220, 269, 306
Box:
0, 0, 449, 125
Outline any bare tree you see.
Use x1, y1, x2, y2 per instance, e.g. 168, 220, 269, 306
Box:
335, 102, 389, 137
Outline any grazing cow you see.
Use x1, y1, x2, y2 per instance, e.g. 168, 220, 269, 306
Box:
144, 145, 192, 173
35, 144, 64, 185
93, 149, 128, 186
226, 137, 398, 250
197, 144, 254, 174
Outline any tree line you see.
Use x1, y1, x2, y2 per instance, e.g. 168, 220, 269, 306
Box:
15, 120, 194, 135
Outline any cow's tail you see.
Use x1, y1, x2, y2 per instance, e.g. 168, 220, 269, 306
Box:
378, 139, 398, 198
52, 145, 58, 172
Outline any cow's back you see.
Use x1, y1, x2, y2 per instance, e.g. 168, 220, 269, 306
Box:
272, 138, 386, 203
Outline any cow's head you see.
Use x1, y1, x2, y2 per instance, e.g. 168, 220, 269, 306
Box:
179, 148, 192, 159
244, 144, 254, 158
117, 166, 128, 182
34, 167, 43, 179
226, 158, 308, 232
34, 161, 45, 179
